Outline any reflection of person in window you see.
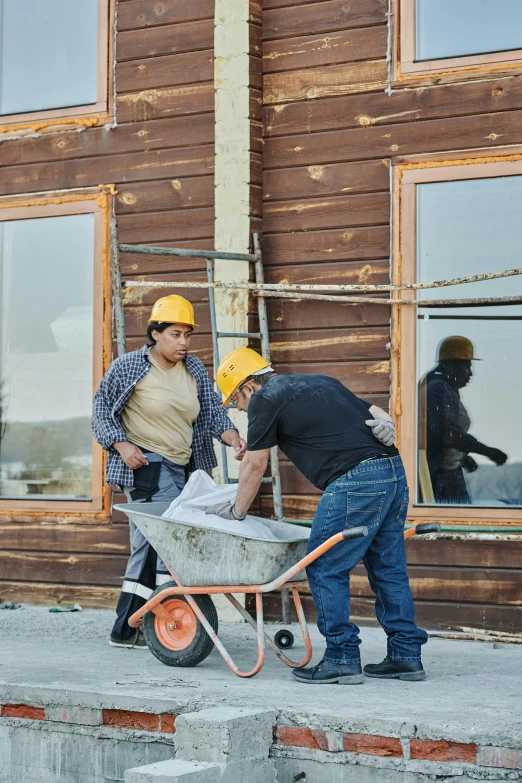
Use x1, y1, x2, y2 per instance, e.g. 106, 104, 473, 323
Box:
423, 336, 507, 504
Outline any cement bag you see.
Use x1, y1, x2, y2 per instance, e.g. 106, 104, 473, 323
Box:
161, 470, 304, 542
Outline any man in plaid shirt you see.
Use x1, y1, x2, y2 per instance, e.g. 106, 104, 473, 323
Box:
92, 295, 243, 647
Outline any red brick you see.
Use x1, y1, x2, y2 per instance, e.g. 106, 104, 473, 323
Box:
1, 704, 46, 720
478, 746, 522, 769
160, 714, 177, 734
343, 733, 403, 757
279, 727, 326, 750
102, 709, 159, 732
410, 739, 477, 764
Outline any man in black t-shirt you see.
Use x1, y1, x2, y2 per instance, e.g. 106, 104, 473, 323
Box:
210, 348, 428, 684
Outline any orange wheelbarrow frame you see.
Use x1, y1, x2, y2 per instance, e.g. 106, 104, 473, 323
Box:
129, 522, 440, 678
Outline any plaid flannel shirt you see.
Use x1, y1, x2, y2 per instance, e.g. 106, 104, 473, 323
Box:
92, 345, 236, 487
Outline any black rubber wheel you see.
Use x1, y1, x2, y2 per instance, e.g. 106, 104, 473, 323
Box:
274, 629, 295, 650
142, 581, 218, 667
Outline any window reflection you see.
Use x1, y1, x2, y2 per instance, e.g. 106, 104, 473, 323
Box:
0, 214, 94, 501
416, 0, 522, 62
416, 176, 522, 508
0, 0, 98, 116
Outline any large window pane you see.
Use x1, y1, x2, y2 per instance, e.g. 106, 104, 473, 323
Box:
416, 176, 522, 508
416, 0, 522, 61
0, 0, 99, 116
0, 214, 94, 500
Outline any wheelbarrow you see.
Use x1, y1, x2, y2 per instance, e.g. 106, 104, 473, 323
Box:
115, 502, 440, 678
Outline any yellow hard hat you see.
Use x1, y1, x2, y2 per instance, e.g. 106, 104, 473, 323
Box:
216, 348, 271, 407
148, 295, 198, 326
438, 335, 479, 361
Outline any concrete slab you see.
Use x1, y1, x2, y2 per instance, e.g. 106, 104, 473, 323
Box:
0, 605, 520, 751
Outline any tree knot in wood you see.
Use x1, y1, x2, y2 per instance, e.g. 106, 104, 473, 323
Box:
356, 115, 374, 127
307, 165, 324, 180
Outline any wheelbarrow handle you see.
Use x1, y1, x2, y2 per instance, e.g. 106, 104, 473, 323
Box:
343, 525, 368, 540
415, 522, 441, 535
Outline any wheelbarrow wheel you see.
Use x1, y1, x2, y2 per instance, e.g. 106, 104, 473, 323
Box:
142, 582, 218, 667
274, 629, 295, 650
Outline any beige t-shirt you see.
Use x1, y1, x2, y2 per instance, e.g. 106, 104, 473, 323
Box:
121, 351, 200, 465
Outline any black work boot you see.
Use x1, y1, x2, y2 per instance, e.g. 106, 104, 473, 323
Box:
364, 656, 425, 681
292, 659, 363, 685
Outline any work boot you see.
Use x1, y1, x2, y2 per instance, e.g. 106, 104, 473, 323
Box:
292, 659, 363, 685
364, 656, 425, 681
109, 631, 147, 649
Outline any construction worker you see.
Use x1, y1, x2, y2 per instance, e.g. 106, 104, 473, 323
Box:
209, 348, 428, 684
92, 295, 245, 648
422, 335, 507, 504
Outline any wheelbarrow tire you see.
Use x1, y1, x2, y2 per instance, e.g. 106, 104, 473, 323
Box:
142, 582, 218, 668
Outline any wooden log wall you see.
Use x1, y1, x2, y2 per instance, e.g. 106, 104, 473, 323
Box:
258, 0, 522, 631
0, 0, 217, 608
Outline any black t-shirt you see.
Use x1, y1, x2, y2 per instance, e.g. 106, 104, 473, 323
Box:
246, 373, 399, 490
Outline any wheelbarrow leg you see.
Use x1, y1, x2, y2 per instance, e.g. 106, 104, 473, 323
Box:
225, 589, 313, 669
182, 591, 266, 678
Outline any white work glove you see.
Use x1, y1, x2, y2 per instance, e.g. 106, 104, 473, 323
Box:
205, 501, 246, 521
365, 418, 396, 447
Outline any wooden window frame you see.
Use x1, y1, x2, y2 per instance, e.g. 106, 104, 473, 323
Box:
0, 0, 114, 132
396, 0, 522, 81
392, 155, 522, 526
0, 188, 113, 520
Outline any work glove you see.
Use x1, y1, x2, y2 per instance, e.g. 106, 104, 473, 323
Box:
365, 418, 396, 447
205, 501, 246, 521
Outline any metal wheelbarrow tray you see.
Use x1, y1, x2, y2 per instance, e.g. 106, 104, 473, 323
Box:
115, 503, 440, 678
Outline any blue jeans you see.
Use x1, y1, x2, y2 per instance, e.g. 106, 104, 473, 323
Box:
306, 455, 428, 665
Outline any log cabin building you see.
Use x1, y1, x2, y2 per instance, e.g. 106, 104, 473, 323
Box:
0, 0, 520, 632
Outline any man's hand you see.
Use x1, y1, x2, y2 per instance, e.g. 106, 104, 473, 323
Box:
365, 418, 396, 447
113, 442, 148, 470
221, 430, 247, 461
484, 447, 508, 466
205, 501, 246, 521
463, 455, 478, 473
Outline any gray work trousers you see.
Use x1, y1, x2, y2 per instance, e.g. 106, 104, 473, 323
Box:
111, 457, 187, 640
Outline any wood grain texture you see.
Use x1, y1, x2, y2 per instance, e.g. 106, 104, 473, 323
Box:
117, 20, 214, 61
262, 226, 390, 264
117, 0, 214, 31
264, 159, 390, 201
264, 108, 522, 165
0, 146, 215, 197
0, 581, 119, 609
118, 207, 215, 243
263, 25, 387, 74
116, 176, 214, 214
117, 51, 213, 94
116, 83, 214, 123
0, 552, 128, 586
264, 76, 522, 136
250, 594, 522, 632
269, 326, 390, 362
263, 191, 389, 233
0, 524, 130, 554
264, 259, 390, 286
263, 0, 387, 40
264, 59, 387, 104
266, 297, 390, 332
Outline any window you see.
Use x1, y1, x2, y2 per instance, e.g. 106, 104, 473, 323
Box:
0, 191, 111, 514
0, 0, 111, 128
395, 158, 522, 524
398, 0, 522, 79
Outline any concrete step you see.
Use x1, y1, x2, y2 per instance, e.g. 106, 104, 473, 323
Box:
125, 760, 223, 783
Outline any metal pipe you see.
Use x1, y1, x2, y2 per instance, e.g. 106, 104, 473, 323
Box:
119, 243, 255, 263
206, 259, 229, 484
255, 290, 522, 308
110, 220, 126, 357
217, 332, 261, 339
254, 233, 284, 523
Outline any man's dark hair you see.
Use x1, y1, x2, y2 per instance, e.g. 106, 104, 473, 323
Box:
241, 371, 276, 389
147, 322, 193, 346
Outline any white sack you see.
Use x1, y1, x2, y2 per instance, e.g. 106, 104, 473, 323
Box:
161, 470, 309, 543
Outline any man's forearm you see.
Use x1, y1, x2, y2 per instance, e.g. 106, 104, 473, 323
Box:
234, 450, 269, 517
